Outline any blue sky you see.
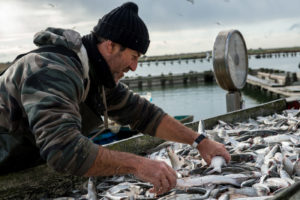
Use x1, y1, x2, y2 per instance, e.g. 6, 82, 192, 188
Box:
0, 0, 300, 62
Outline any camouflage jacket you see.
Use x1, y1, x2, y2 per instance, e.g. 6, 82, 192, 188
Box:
0, 28, 166, 175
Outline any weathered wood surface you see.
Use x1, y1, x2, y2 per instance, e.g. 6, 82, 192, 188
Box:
0, 164, 86, 200
0, 136, 165, 200
0, 98, 290, 199
186, 98, 287, 131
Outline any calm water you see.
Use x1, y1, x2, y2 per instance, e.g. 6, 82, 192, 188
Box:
134, 83, 274, 122
126, 52, 300, 77
127, 53, 300, 121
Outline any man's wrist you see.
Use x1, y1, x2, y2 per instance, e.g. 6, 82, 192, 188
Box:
192, 134, 207, 148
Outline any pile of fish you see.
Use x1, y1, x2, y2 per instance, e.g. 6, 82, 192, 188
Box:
56, 108, 300, 200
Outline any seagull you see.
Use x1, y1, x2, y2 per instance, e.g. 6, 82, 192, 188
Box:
186, 0, 194, 4
289, 23, 300, 31
48, 3, 55, 8
216, 21, 222, 26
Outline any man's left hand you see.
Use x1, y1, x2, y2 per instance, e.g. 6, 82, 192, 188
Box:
197, 138, 231, 165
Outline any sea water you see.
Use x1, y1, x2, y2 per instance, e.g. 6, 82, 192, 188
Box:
127, 53, 300, 121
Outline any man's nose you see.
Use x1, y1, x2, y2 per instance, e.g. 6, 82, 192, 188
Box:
130, 60, 138, 71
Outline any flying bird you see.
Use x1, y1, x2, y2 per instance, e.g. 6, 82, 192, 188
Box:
216, 21, 222, 26
289, 23, 300, 30
186, 0, 194, 4
48, 3, 55, 8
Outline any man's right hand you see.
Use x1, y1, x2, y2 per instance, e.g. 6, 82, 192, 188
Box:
134, 157, 177, 196
85, 146, 177, 196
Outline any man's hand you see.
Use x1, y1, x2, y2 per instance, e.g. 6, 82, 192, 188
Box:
134, 157, 177, 196
85, 146, 177, 196
197, 138, 231, 165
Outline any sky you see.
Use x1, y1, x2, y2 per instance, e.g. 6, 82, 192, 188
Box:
0, 0, 300, 62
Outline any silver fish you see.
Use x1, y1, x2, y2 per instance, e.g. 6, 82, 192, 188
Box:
264, 144, 279, 163
265, 177, 291, 189
207, 156, 226, 174
218, 192, 230, 200
176, 175, 241, 188
177, 173, 254, 188
86, 177, 97, 200
263, 134, 291, 144
283, 156, 294, 176
293, 159, 300, 176
167, 147, 185, 170
229, 186, 268, 197
233, 196, 274, 200
241, 178, 257, 187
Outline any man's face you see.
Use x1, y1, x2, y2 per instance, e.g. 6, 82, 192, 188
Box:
107, 43, 141, 83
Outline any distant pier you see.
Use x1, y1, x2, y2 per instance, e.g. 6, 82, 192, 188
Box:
139, 48, 300, 63
121, 71, 214, 89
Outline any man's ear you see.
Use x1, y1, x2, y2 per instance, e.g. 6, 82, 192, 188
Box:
106, 40, 114, 54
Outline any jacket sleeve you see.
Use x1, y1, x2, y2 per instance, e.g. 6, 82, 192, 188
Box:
21, 53, 98, 176
104, 83, 166, 136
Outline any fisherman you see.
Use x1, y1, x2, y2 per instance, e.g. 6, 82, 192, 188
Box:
0, 2, 230, 195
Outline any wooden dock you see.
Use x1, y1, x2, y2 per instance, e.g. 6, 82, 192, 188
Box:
246, 69, 300, 98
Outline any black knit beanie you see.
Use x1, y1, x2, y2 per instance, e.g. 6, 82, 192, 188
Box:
93, 2, 150, 54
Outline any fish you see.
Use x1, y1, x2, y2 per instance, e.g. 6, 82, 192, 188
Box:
265, 177, 291, 189
54, 107, 300, 199
167, 147, 185, 170
176, 173, 255, 188
263, 134, 292, 143
228, 186, 269, 197
176, 175, 241, 188
293, 159, 300, 176
86, 177, 97, 200
233, 196, 274, 200
241, 178, 258, 187
218, 192, 230, 200
206, 156, 226, 174
264, 144, 279, 163
283, 156, 294, 176
231, 153, 256, 162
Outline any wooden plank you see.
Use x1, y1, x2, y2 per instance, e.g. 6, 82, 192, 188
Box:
247, 74, 283, 87
247, 75, 300, 97
186, 98, 287, 131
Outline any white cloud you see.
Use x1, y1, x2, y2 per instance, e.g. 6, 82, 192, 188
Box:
0, 0, 300, 62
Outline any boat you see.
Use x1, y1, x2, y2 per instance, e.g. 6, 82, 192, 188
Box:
174, 115, 194, 123
89, 114, 194, 146
1, 98, 299, 199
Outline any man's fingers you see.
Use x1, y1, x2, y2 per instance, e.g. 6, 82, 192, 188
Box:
153, 181, 161, 194
165, 168, 177, 190
158, 176, 170, 195
162, 165, 177, 194
203, 154, 212, 165
169, 164, 178, 178
144, 161, 177, 195
223, 151, 231, 163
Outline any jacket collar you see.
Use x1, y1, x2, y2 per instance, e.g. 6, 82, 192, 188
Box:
82, 33, 116, 89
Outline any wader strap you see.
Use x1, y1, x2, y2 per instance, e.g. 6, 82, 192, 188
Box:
102, 85, 109, 130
